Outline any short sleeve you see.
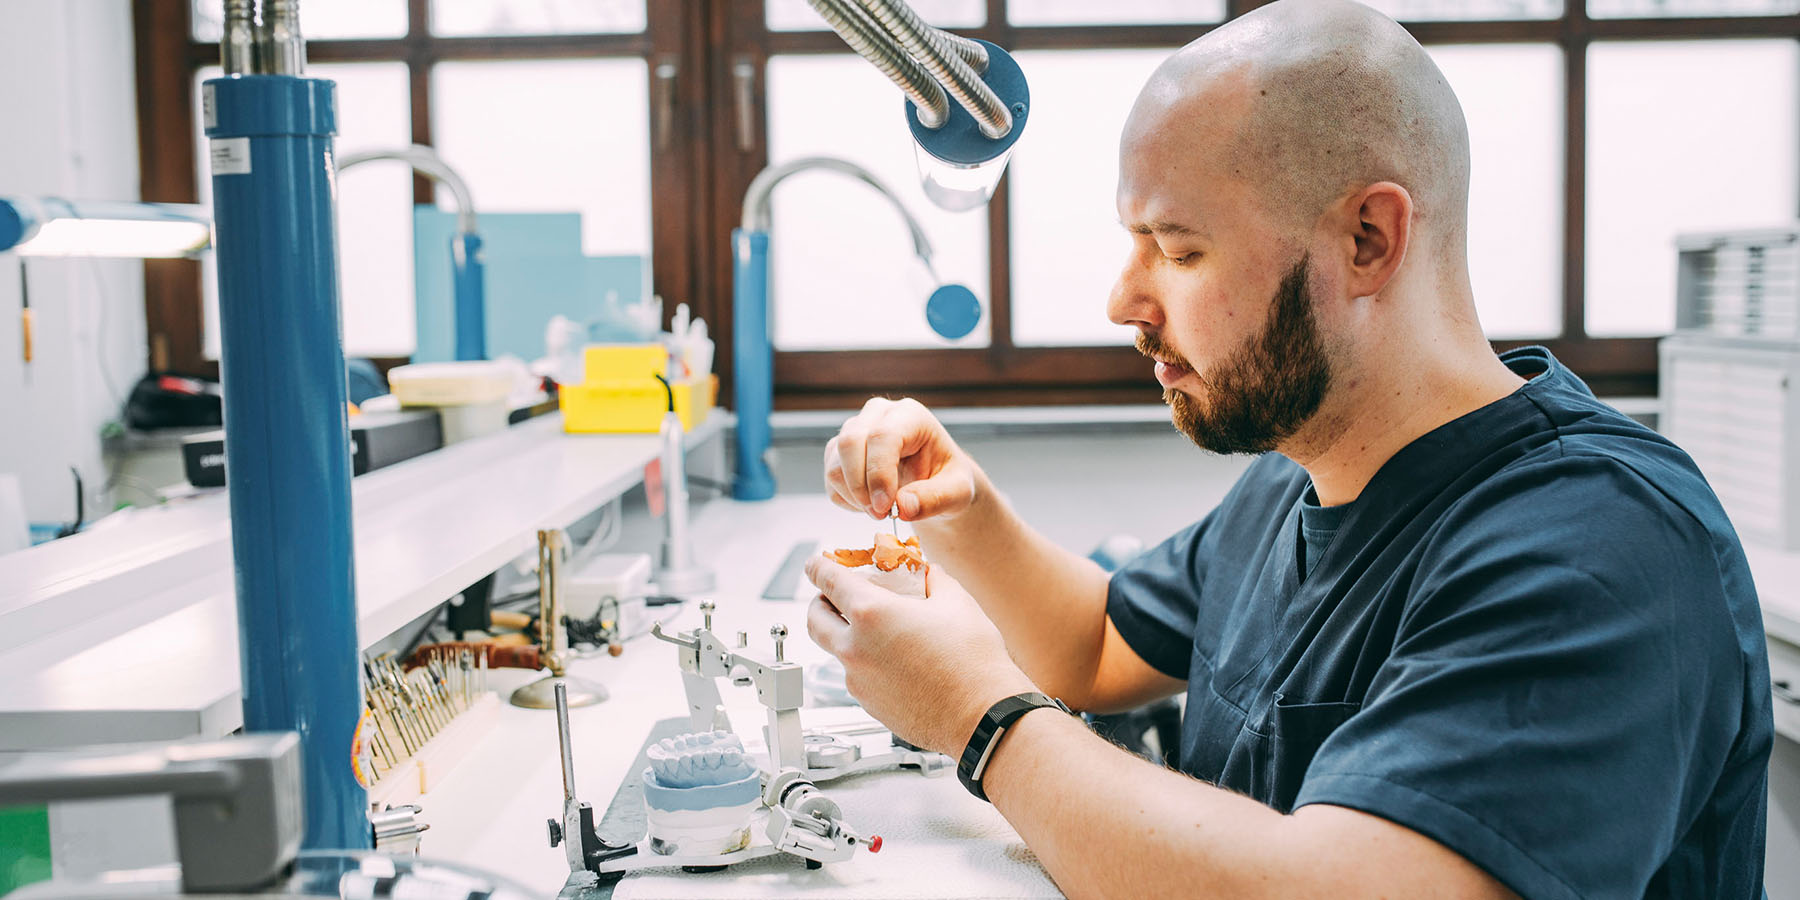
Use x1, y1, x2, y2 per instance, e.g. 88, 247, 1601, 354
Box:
1294, 457, 1749, 900
1106, 515, 1211, 681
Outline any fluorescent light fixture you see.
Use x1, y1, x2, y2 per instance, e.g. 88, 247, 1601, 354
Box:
0, 196, 211, 259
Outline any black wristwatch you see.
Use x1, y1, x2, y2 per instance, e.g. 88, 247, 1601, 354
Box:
957, 691, 1075, 802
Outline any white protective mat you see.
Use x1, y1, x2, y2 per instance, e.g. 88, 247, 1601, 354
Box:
611, 765, 1062, 899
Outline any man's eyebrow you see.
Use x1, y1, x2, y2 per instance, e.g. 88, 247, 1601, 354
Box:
1122, 219, 1204, 237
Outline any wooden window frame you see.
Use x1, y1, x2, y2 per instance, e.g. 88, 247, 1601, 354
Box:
136, 0, 1800, 407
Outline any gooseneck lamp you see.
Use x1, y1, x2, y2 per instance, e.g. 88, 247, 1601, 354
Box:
731, 158, 948, 501
806, 0, 1029, 212
337, 146, 488, 362
730, 0, 1026, 501
203, 0, 368, 850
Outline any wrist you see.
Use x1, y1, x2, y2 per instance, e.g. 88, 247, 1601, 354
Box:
947, 668, 1037, 755
954, 688, 1076, 802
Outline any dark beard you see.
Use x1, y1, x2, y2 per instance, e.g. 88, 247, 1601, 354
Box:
1146, 257, 1331, 455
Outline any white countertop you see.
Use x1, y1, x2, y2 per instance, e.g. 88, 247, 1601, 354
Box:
0, 413, 727, 750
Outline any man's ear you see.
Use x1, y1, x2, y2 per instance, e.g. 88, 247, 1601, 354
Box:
1339, 182, 1412, 299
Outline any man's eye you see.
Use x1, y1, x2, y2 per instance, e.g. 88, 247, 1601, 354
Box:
1163, 252, 1201, 266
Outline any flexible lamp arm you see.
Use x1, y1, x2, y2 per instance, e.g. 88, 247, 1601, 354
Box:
338, 145, 478, 235
740, 156, 935, 271
336, 145, 486, 361
806, 0, 1012, 139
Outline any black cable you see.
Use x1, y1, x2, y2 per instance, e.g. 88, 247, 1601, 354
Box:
56, 467, 84, 539
652, 372, 675, 412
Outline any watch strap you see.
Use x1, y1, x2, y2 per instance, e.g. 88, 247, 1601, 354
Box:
957, 691, 1073, 802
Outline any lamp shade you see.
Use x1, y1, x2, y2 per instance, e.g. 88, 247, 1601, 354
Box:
0, 196, 211, 258
904, 40, 1029, 212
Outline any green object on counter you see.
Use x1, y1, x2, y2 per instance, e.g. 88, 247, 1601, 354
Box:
0, 804, 52, 894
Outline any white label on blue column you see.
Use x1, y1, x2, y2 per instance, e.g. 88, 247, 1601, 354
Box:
202, 83, 217, 129
210, 137, 251, 176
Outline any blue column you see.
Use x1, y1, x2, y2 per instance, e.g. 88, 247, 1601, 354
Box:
732, 228, 776, 500
203, 74, 368, 851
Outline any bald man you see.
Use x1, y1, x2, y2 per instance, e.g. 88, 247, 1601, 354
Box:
804, 0, 1772, 896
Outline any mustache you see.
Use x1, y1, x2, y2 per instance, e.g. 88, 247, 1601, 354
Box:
1135, 332, 1190, 369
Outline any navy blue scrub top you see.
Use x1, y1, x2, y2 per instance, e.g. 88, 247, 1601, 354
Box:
1107, 347, 1772, 899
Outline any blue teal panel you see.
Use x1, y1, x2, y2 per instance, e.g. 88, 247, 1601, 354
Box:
415, 209, 580, 362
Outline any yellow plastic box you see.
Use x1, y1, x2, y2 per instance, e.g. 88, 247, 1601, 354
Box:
582, 344, 669, 380
560, 375, 716, 433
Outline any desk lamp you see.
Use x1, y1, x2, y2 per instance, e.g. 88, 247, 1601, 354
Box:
337, 146, 487, 361
1, 197, 211, 373
730, 0, 1028, 501
0, 197, 211, 258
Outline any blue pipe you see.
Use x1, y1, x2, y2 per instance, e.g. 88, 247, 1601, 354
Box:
731, 228, 776, 500
450, 231, 485, 361
203, 74, 368, 851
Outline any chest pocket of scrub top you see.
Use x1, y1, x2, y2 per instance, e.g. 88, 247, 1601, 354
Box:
1230, 693, 1362, 813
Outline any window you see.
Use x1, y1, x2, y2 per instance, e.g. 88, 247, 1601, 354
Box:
1008, 48, 1170, 348
430, 0, 647, 36
143, 2, 668, 374
1585, 39, 1798, 336
192, 62, 414, 358
431, 60, 653, 258
139, 0, 1800, 403
1429, 43, 1564, 340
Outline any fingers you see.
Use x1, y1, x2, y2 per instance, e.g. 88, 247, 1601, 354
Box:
826, 398, 946, 521
836, 427, 874, 515
822, 438, 861, 513
897, 466, 975, 520
804, 556, 880, 621
922, 563, 960, 600
863, 428, 904, 518
806, 595, 850, 657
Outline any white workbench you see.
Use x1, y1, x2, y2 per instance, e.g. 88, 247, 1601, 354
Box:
413, 494, 1058, 898
0, 413, 726, 751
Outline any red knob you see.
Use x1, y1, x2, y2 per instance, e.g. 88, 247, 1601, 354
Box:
869, 835, 883, 853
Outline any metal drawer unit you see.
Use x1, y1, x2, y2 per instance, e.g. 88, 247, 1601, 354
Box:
1676, 228, 1800, 339
1660, 336, 1800, 549
1662, 225, 1800, 550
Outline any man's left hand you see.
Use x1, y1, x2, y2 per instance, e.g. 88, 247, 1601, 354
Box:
804, 556, 1038, 756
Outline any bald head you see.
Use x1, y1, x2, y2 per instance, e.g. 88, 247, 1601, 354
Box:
1124, 0, 1470, 250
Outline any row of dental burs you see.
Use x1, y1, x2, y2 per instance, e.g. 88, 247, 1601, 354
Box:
641, 731, 763, 856
358, 648, 485, 786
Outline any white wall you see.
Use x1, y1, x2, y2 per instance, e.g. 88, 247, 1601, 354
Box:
0, 0, 148, 526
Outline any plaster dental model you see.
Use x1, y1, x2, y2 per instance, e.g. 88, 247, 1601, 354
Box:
641, 731, 762, 856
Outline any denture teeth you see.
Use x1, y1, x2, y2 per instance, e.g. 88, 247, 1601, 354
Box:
647, 731, 755, 788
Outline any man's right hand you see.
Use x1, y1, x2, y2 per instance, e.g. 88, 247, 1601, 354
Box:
824, 397, 980, 522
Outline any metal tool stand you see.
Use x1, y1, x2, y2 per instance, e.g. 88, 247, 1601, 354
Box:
652, 603, 952, 784
203, 0, 367, 850
513, 529, 609, 709
653, 408, 716, 595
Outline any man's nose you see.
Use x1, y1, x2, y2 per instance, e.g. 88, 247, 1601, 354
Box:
1107, 257, 1161, 329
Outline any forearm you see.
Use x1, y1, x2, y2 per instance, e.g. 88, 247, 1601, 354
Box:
912, 470, 1113, 704
978, 712, 1513, 900
982, 710, 1296, 899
